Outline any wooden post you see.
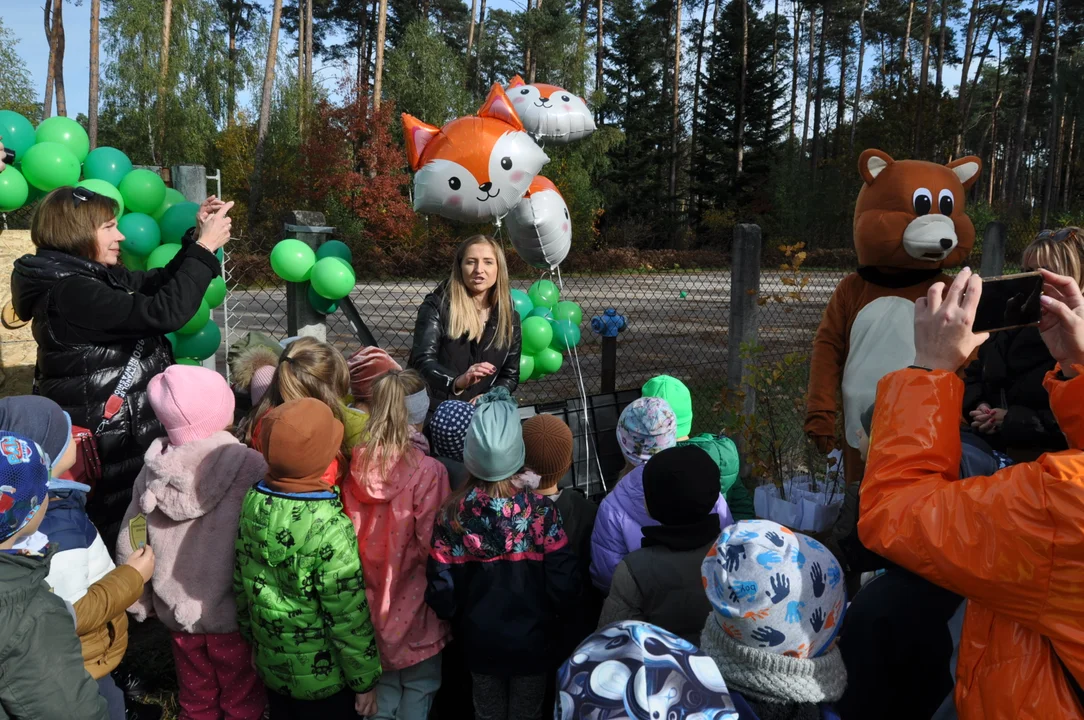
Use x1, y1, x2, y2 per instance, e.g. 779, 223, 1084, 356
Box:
979, 221, 1007, 277
600, 336, 616, 394
284, 211, 333, 341
728, 223, 762, 418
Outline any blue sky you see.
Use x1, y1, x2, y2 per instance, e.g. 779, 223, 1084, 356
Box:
5, 1, 964, 121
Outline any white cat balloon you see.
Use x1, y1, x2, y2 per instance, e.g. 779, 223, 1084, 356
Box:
507, 176, 572, 270
506, 75, 597, 144
403, 83, 549, 223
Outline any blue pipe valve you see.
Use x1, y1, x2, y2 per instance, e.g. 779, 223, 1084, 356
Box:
591, 308, 627, 338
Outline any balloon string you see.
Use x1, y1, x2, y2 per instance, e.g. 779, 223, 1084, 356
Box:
556, 264, 564, 291
570, 335, 605, 494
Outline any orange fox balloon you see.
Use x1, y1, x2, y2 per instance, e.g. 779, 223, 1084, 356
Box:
506, 75, 596, 144
403, 83, 549, 223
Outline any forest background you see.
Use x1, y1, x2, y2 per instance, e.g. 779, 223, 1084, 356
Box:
1, 0, 1080, 273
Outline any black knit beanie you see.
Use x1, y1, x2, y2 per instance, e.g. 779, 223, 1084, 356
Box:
642, 445, 719, 526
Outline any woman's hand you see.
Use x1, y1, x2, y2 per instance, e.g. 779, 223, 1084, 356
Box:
913, 267, 989, 372
970, 406, 1006, 433
196, 195, 228, 230
355, 691, 377, 716
0, 138, 7, 174
194, 200, 234, 253
455, 362, 496, 392
1039, 269, 1084, 377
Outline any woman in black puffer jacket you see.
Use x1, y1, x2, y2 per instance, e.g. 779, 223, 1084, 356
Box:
10, 186, 233, 548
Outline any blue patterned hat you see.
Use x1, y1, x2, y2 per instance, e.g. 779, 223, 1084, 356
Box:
556, 620, 738, 719
429, 400, 476, 462
0, 431, 50, 543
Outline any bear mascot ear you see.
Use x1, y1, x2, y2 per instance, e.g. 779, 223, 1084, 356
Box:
858, 149, 894, 186
947, 156, 982, 190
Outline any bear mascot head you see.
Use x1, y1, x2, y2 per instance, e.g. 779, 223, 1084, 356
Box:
853, 149, 983, 270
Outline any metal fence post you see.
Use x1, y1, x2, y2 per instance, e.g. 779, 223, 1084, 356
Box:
728, 224, 762, 419
979, 222, 1007, 278
285, 211, 334, 341
171, 165, 217, 371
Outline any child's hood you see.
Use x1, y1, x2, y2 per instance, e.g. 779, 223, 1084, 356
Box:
140, 432, 267, 521
346, 446, 429, 505
239, 484, 340, 567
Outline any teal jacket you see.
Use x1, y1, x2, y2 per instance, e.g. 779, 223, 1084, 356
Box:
234, 482, 382, 700
0, 548, 108, 720
679, 434, 754, 520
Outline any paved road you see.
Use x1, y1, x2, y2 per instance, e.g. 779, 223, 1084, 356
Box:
222, 270, 846, 407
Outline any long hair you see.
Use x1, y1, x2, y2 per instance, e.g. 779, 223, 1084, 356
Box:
356, 369, 425, 479
446, 235, 515, 349
438, 475, 520, 535
1024, 233, 1083, 287
242, 337, 351, 456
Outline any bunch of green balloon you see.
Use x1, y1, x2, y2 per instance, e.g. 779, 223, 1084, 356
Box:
512, 280, 584, 382
307, 242, 353, 313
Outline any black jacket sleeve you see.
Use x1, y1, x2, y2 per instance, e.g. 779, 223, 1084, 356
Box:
410, 294, 459, 397
1000, 405, 1068, 451
52, 242, 219, 344
492, 316, 522, 394
120, 227, 203, 295
961, 352, 987, 416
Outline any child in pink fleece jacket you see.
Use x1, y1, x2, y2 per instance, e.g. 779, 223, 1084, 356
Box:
342, 369, 450, 720
116, 365, 268, 720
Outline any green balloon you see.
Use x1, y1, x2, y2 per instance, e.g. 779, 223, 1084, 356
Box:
310, 257, 356, 299
316, 240, 352, 263
117, 213, 161, 256
511, 289, 533, 321
21, 142, 80, 191
119, 169, 167, 215
0, 110, 37, 157
77, 179, 124, 217
176, 357, 202, 366
173, 320, 221, 360
528, 279, 560, 310
550, 319, 582, 350
204, 277, 227, 309
528, 307, 554, 321
308, 284, 339, 314
553, 301, 583, 326
120, 249, 147, 271
535, 347, 564, 375
147, 242, 182, 269
0, 165, 29, 212
521, 316, 554, 354
530, 360, 549, 380
270, 239, 316, 282
82, 146, 133, 187
35, 116, 90, 162
151, 188, 186, 221
159, 201, 199, 244
519, 354, 535, 384
177, 300, 210, 335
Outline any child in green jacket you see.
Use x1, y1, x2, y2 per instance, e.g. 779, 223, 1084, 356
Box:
641, 375, 754, 519
234, 398, 382, 720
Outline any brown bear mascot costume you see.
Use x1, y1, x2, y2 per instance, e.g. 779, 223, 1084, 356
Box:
805, 148, 982, 483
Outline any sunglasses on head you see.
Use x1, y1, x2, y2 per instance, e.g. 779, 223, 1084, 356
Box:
1037, 227, 1079, 243
71, 187, 98, 208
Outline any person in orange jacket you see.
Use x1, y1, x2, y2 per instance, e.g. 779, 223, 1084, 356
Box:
859, 266, 1084, 720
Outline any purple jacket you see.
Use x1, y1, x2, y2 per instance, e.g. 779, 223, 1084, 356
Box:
588, 465, 734, 592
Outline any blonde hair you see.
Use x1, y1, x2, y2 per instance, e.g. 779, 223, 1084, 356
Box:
31, 187, 118, 260
1023, 233, 1083, 287
446, 235, 515, 349
357, 369, 426, 479
242, 337, 351, 452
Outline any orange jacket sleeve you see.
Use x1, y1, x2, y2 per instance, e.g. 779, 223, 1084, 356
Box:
858, 368, 1053, 629
73, 565, 145, 635
805, 276, 852, 444
1044, 364, 1084, 449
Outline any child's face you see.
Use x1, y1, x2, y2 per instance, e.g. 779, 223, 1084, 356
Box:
52, 441, 78, 479
857, 428, 870, 462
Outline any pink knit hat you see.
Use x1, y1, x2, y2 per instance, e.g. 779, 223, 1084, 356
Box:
250, 365, 276, 405
347, 346, 402, 401
149, 365, 235, 446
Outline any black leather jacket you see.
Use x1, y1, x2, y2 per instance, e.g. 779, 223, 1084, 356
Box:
409, 283, 521, 411
10, 239, 217, 544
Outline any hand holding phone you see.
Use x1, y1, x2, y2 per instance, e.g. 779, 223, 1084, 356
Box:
971, 272, 1043, 334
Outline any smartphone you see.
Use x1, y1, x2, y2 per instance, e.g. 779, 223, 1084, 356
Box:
972, 272, 1043, 333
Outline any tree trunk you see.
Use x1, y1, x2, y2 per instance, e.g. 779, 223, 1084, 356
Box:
298, 0, 306, 130
373, 0, 389, 111
475, 0, 488, 94
989, 46, 1002, 204
528, 0, 542, 83
595, 0, 604, 115
835, 16, 847, 155
914, 0, 932, 154
935, 0, 947, 92
43, 0, 60, 119
771, 0, 779, 104
901, 0, 915, 88
669, 0, 683, 210
956, 0, 1006, 156
1041, 0, 1060, 226
1063, 115, 1076, 210
366, 0, 378, 89
850, 0, 867, 150
467, 0, 478, 62
811, 4, 827, 175
577, 0, 589, 95
736, 0, 749, 176
156, 0, 174, 159
689, 0, 711, 200
250, 0, 284, 229
306, 0, 314, 90
227, 8, 237, 126
89, 0, 101, 146
788, 0, 801, 146
54, 0, 66, 117
1006, 0, 1047, 206
957, 0, 979, 113
801, 6, 815, 157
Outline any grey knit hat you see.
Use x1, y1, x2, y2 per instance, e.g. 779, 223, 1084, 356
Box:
463, 387, 526, 482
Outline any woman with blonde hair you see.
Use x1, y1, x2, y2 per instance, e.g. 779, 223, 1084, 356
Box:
962, 232, 1077, 459
343, 369, 450, 719
409, 236, 522, 412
